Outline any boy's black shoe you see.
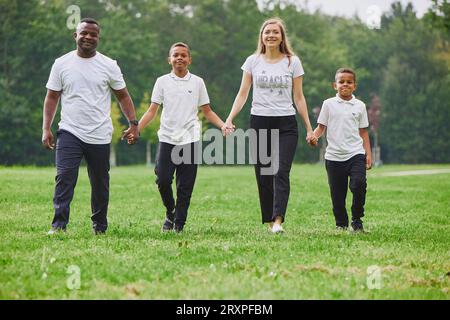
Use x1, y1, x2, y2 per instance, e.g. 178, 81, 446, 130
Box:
174, 224, 184, 233
336, 226, 348, 231
93, 229, 106, 235
351, 219, 364, 232
161, 208, 175, 232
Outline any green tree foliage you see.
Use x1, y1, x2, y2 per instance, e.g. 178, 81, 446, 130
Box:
0, 0, 449, 165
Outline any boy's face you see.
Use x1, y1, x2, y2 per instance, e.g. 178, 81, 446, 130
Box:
333, 72, 357, 100
168, 46, 191, 73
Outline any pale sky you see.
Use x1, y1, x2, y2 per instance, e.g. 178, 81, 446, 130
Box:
299, 0, 432, 18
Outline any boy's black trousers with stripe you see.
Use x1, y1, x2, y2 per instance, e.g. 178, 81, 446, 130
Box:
155, 141, 198, 228
325, 154, 367, 227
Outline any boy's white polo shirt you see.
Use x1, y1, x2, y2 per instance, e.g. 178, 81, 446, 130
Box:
317, 94, 369, 161
151, 71, 210, 145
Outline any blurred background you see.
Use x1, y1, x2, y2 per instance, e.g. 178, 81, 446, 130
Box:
0, 0, 448, 166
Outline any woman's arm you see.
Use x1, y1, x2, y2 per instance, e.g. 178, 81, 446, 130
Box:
292, 76, 316, 145
223, 71, 252, 134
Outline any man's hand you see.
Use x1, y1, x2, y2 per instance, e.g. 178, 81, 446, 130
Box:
42, 129, 55, 150
121, 126, 139, 144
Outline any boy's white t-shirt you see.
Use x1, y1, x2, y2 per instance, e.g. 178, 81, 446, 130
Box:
317, 94, 369, 161
46, 50, 126, 144
241, 54, 304, 116
151, 71, 210, 145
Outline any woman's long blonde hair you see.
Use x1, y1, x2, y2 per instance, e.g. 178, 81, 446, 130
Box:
256, 18, 295, 59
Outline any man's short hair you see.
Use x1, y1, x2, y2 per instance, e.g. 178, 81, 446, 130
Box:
77, 18, 100, 31
335, 67, 356, 82
169, 42, 190, 56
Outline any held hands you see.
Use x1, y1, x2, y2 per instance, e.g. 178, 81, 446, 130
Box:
306, 131, 318, 147
221, 118, 235, 137
42, 129, 55, 150
121, 126, 140, 145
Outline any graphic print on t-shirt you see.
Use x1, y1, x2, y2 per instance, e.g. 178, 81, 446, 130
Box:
255, 70, 290, 96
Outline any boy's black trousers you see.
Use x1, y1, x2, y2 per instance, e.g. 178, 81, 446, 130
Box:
325, 154, 367, 227
250, 115, 298, 224
155, 141, 198, 227
51, 130, 110, 232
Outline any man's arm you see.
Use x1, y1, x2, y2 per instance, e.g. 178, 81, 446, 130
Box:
112, 87, 139, 144
42, 89, 61, 150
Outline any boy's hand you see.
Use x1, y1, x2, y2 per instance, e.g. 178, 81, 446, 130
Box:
306, 131, 318, 147
121, 127, 139, 144
221, 119, 235, 137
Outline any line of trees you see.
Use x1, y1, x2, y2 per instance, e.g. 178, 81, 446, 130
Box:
1, 0, 449, 165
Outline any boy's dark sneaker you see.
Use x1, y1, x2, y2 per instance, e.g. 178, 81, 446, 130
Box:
161, 218, 174, 232
351, 220, 364, 232
161, 208, 175, 232
93, 229, 106, 235
174, 224, 184, 233
336, 226, 348, 231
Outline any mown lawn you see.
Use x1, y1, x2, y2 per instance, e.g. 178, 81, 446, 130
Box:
0, 164, 449, 299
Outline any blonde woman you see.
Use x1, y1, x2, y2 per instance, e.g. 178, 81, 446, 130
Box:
223, 18, 316, 233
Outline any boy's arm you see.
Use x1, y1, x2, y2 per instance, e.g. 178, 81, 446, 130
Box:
313, 124, 326, 139
200, 104, 225, 132
359, 128, 372, 170
138, 102, 160, 132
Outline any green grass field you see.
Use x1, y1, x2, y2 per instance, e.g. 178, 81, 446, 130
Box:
0, 164, 449, 299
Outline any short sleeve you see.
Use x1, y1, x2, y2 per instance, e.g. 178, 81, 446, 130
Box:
108, 60, 126, 90
151, 78, 163, 105
198, 79, 210, 107
291, 56, 305, 78
317, 101, 329, 126
359, 103, 369, 128
46, 60, 62, 91
241, 55, 254, 74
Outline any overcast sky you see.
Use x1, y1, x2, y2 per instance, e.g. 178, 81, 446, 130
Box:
299, 0, 431, 18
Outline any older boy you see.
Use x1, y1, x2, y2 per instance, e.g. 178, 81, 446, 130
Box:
313, 68, 372, 231
124, 42, 225, 233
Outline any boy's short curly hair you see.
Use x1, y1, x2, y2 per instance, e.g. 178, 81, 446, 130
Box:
169, 42, 190, 56
335, 68, 356, 82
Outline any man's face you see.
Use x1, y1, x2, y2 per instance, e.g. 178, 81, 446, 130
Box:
168, 46, 191, 72
74, 22, 100, 54
334, 72, 357, 99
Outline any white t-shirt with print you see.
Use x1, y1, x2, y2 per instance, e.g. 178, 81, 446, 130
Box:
317, 94, 369, 161
151, 71, 210, 145
241, 54, 304, 116
46, 50, 126, 144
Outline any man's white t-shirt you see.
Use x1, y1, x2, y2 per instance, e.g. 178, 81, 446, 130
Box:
317, 94, 369, 161
46, 50, 126, 144
151, 71, 210, 145
241, 54, 304, 116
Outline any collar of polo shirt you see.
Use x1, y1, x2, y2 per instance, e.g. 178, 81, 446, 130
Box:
336, 94, 356, 105
170, 71, 192, 81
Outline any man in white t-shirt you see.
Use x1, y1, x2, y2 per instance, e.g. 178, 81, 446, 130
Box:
314, 68, 372, 232
42, 18, 139, 235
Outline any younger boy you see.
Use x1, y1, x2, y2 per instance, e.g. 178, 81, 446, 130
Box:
124, 42, 225, 233
313, 68, 372, 232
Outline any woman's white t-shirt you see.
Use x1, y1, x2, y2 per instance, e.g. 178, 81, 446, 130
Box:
241, 54, 304, 116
